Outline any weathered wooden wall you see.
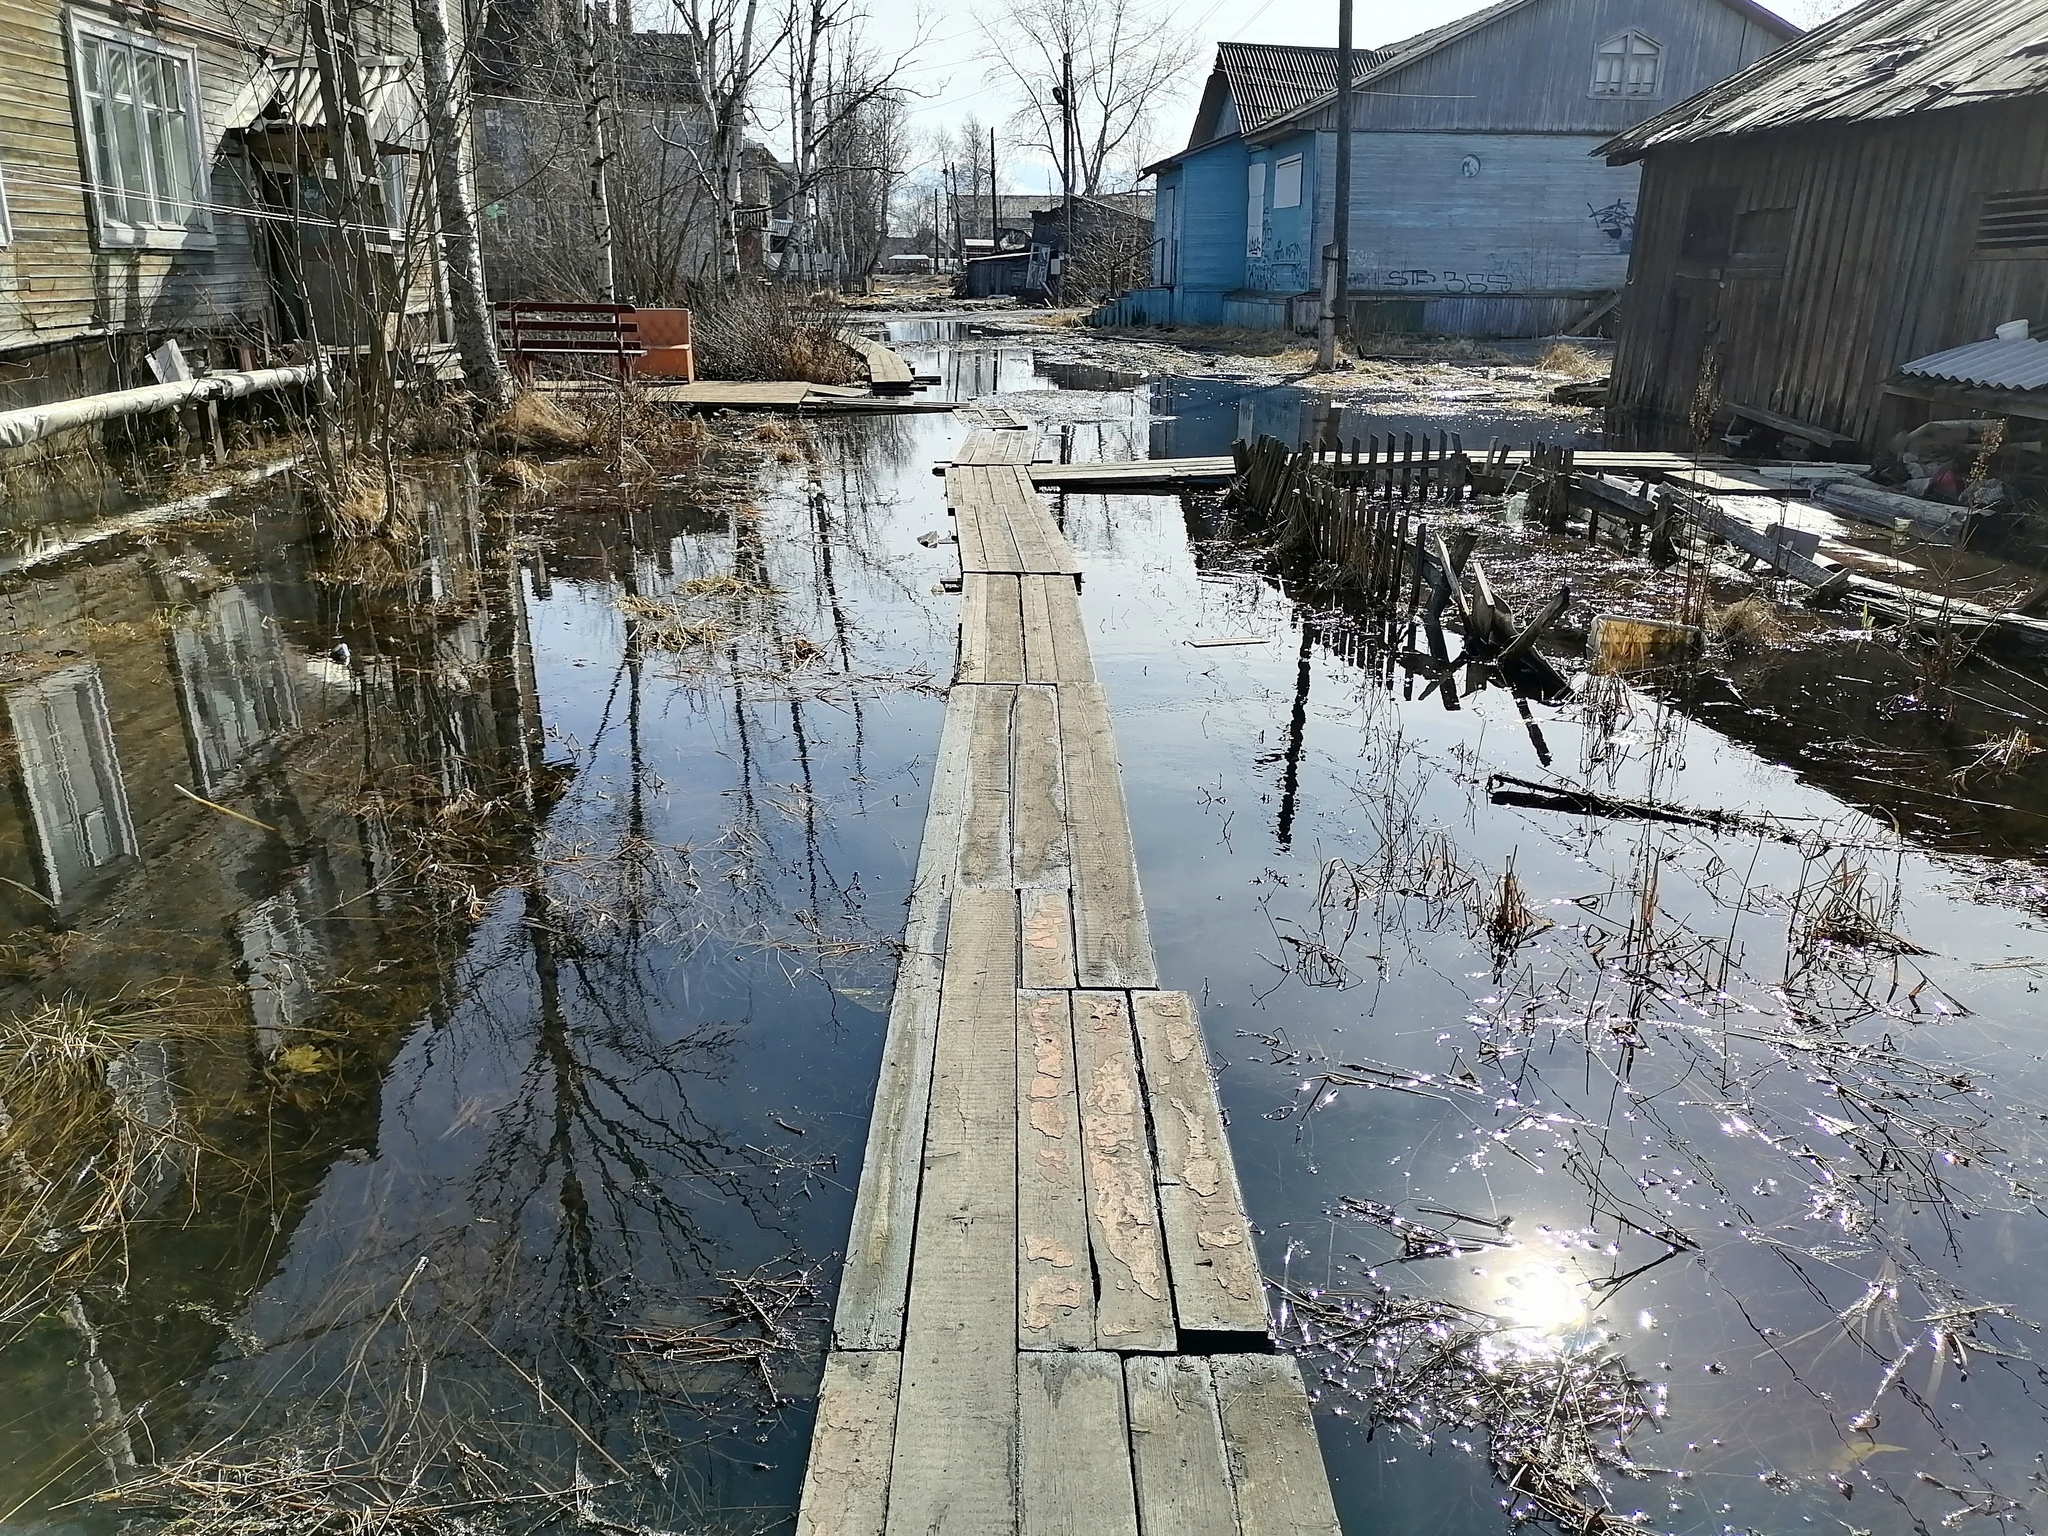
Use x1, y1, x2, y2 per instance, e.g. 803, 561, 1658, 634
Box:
0, 0, 434, 410
1610, 99, 2048, 447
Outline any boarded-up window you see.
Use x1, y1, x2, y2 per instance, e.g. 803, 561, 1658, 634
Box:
1977, 190, 2048, 253
1681, 187, 1739, 260
1734, 207, 1795, 263
1592, 31, 1662, 98
1273, 155, 1303, 210
1247, 161, 1266, 257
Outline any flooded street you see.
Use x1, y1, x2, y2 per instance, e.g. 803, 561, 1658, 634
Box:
5, 323, 2048, 1535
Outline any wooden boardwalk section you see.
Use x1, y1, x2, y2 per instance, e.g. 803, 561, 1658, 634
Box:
842, 331, 919, 394
796, 428, 1340, 1536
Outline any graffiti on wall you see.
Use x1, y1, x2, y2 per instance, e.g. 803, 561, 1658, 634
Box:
1588, 199, 1637, 253
1358, 268, 1517, 294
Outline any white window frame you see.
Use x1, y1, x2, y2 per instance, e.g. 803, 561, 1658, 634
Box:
1246, 160, 1266, 257
1591, 31, 1663, 99
0, 154, 13, 246
1273, 154, 1303, 211
66, 11, 215, 251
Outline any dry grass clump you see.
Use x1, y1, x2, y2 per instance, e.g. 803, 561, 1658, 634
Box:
1709, 596, 1788, 655
684, 573, 778, 599
1952, 728, 2045, 787
325, 464, 391, 537
1535, 341, 1607, 378
750, 417, 816, 464
617, 593, 727, 651
0, 995, 227, 1312
481, 390, 598, 456
487, 455, 552, 492
1481, 857, 1553, 966
689, 283, 861, 385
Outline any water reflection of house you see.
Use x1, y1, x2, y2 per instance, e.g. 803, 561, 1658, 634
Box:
169, 585, 302, 795
2, 663, 138, 909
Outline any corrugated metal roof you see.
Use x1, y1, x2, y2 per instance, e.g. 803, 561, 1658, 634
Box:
235, 60, 427, 152
1213, 43, 1396, 134
1602, 0, 2048, 162
1899, 336, 2048, 390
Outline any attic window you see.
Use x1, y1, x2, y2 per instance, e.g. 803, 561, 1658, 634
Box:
1977, 189, 2048, 254
1592, 31, 1662, 98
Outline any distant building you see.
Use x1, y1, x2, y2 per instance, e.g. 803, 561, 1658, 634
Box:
1603, 0, 2048, 450
1113, 0, 1794, 337
0, 0, 458, 411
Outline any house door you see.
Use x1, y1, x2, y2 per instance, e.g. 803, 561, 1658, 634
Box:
1664, 275, 1722, 434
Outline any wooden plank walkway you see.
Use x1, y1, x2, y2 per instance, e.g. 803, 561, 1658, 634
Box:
842, 331, 919, 394
797, 428, 1339, 1536
1004, 449, 1866, 494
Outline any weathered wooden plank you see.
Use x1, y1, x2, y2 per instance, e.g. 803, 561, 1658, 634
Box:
1059, 684, 1157, 989
957, 573, 994, 684
1018, 990, 1094, 1351
1071, 990, 1175, 1352
1130, 992, 1267, 1337
1011, 683, 1069, 890
948, 469, 994, 573
1211, 1354, 1342, 1536
1125, 1355, 1241, 1536
958, 684, 1016, 891
832, 690, 976, 1350
797, 1351, 900, 1536
984, 574, 1027, 683
968, 468, 1027, 573
1020, 575, 1095, 685
1019, 1352, 1142, 1536
1020, 887, 1078, 991
886, 887, 1019, 1536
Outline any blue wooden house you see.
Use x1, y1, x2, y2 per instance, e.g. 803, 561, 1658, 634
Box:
1111, 0, 1798, 337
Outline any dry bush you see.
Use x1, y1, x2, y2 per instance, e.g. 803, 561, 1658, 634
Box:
481, 390, 599, 456
1535, 341, 1606, 378
324, 464, 391, 537
689, 284, 862, 384
1709, 596, 1787, 655
1952, 728, 2045, 787
487, 456, 552, 492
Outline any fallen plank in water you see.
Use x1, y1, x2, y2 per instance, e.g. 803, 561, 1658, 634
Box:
1488, 772, 1804, 843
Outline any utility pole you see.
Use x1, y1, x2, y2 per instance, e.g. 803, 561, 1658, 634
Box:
1317, 0, 1354, 371
989, 126, 998, 252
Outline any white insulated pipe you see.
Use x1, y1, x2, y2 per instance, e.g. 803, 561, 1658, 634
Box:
0, 363, 323, 453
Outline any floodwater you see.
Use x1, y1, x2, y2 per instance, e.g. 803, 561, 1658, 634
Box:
2, 325, 2046, 1536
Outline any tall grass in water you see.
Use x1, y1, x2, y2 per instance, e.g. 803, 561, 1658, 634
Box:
687, 284, 861, 384
0, 995, 226, 1319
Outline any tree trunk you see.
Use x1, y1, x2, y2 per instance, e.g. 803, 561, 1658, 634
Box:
411, 0, 509, 407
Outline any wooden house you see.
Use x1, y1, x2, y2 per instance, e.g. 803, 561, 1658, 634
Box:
0, 0, 455, 414
1604, 0, 2048, 452
1109, 0, 1794, 338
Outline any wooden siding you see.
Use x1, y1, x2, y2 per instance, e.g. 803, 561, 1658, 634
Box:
1315, 130, 1640, 298
0, 0, 437, 406
1167, 136, 1251, 298
1610, 100, 2048, 447
1307, 0, 1789, 137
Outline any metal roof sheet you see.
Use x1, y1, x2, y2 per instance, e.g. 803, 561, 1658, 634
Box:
1602, 0, 2048, 162
1898, 336, 2048, 390
234, 60, 426, 152
1212, 43, 1396, 135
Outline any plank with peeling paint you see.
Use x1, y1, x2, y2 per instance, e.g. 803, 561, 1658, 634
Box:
796, 1351, 900, 1536
1071, 989, 1175, 1352
1018, 989, 1094, 1351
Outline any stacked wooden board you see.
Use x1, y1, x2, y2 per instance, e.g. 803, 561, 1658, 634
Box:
796, 428, 1340, 1536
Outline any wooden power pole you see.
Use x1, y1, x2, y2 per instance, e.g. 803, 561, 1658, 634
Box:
1317, 0, 1354, 372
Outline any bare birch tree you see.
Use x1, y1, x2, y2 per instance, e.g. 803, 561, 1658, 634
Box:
973, 0, 1193, 197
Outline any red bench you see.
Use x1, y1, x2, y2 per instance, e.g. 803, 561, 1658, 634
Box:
494, 301, 643, 380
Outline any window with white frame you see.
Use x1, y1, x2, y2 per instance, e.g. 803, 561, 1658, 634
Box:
1592, 31, 1662, 98
1273, 154, 1303, 210
0, 156, 13, 246
69, 17, 211, 247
